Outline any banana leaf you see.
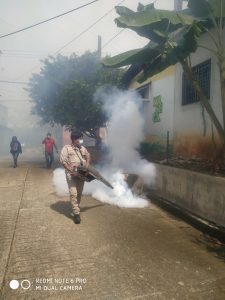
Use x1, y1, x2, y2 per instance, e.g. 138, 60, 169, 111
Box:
102, 41, 161, 68
115, 6, 198, 42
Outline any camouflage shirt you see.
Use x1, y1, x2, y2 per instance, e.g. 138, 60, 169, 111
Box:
60, 144, 90, 176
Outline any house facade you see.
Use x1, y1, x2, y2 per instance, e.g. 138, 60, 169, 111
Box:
128, 32, 223, 159
0, 104, 12, 154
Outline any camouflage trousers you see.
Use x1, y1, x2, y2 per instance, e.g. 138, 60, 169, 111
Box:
66, 174, 85, 215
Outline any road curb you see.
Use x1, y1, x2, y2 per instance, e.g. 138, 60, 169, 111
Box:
147, 191, 225, 244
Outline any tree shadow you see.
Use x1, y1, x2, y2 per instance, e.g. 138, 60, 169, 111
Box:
50, 201, 105, 220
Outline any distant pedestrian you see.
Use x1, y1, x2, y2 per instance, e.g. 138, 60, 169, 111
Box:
10, 136, 22, 168
42, 133, 58, 168
60, 130, 90, 224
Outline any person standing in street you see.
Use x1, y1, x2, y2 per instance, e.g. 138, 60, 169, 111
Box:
42, 133, 58, 168
10, 136, 22, 168
60, 130, 90, 224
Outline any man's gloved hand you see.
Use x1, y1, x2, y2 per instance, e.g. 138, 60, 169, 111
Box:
70, 167, 78, 177
76, 166, 89, 181
77, 174, 87, 181
69, 167, 85, 181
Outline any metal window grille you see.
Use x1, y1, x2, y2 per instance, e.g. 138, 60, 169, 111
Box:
182, 59, 211, 105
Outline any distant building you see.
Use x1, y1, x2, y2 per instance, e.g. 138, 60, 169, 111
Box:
0, 104, 8, 127
0, 104, 12, 154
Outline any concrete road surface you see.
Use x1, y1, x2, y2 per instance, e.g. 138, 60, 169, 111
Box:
0, 157, 225, 300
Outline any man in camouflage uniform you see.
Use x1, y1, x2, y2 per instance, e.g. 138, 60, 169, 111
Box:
60, 130, 90, 224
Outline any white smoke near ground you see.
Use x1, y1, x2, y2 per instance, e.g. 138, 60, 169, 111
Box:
84, 171, 149, 208
52, 168, 69, 196
53, 88, 155, 208
99, 87, 155, 185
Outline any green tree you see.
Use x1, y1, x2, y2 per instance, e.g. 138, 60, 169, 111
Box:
102, 0, 225, 147
27, 51, 124, 137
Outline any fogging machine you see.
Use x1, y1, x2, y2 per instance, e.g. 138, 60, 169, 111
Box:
76, 165, 113, 189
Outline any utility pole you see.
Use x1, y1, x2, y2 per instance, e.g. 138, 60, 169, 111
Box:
97, 35, 102, 58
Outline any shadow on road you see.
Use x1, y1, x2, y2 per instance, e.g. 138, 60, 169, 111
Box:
50, 201, 105, 220
193, 234, 225, 262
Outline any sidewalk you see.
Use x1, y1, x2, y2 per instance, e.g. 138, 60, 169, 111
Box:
0, 159, 225, 299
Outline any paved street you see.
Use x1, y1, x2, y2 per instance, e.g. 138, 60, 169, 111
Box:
0, 156, 225, 300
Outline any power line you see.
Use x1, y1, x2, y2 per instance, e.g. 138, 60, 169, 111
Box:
102, 29, 125, 49
1, 14, 126, 58
56, 0, 126, 53
0, 80, 28, 84
1, 49, 75, 54
1, 49, 82, 57
9, 0, 126, 81
0, 0, 99, 39
0, 99, 30, 102
1, 56, 46, 59
2, 54, 50, 59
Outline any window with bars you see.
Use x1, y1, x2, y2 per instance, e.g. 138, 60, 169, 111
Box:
136, 84, 150, 100
182, 59, 211, 105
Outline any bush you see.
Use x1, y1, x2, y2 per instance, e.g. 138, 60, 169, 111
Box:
138, 141, 173, 160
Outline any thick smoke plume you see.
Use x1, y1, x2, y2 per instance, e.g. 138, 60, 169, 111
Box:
53, 88, 155, 208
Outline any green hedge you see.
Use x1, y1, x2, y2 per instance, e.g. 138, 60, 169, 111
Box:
138, 141, 173, 160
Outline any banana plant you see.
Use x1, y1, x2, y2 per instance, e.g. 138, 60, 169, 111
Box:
102, 0, 225, 145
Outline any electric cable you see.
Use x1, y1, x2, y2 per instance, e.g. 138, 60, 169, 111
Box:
0, 0, 99, 39
13, 0, 126, 81
102, 29, 125, 49
55, 0, 126, 53
0, 80, 28, 84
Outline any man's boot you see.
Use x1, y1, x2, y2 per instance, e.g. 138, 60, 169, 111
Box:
74, 214, 81, 224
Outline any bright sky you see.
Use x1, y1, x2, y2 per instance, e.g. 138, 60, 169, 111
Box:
0, 0, 175, 127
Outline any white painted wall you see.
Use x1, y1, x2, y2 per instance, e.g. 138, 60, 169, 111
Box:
130, 30, 223, 154
142, 72, 175, 142
173, 32, 223, 138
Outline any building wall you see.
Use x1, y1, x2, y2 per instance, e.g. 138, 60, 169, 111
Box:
151, 164, 225, 228
129, 67, 175, 146
0, 126, 13, 154
0, 104, 10, 154
129, 31, 223, 159
173, 32, 223, 158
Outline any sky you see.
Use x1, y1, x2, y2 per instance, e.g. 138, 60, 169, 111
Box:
0, 0, 176, 128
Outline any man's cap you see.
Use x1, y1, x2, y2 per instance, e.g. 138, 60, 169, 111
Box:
47, 132, 51, 136
70, 130, 83, 140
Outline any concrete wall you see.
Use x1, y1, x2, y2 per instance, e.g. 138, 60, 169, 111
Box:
129, 67, 175, 145
151, 164, 225, 228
